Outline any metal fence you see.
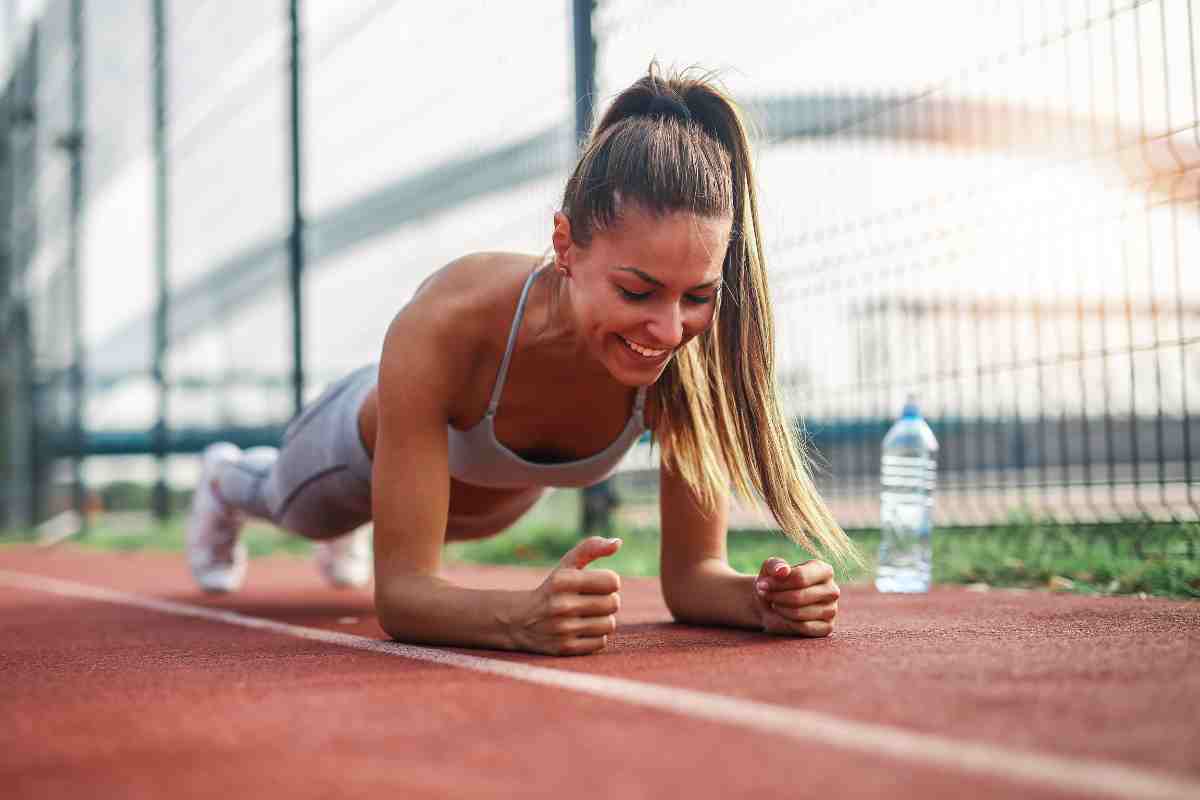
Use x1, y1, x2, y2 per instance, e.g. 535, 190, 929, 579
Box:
0, 1, 1196, 537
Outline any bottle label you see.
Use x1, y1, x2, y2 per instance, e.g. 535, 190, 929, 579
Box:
881, 455, 937, 491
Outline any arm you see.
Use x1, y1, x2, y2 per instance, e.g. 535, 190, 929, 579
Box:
370, 298, 523, 650
657, 456, 840, 637
371, 264, 621, 655
658, 458, 761, 629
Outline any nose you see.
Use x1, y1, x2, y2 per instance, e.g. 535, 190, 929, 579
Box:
644, 302, 685, 349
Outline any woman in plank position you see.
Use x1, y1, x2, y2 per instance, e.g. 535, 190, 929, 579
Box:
186, 64, 864, 656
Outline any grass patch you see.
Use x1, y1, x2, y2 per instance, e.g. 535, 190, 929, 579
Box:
1, 515, 313, 559
4, 497, 1197, 600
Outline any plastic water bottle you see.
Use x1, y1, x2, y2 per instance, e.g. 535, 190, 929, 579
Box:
875, 394, 939, 593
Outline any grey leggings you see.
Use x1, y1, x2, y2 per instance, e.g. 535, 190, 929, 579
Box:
212, 363, 545, 541
213, 364, 377, 541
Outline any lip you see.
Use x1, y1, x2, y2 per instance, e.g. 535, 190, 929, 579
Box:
617, 334, 671, 365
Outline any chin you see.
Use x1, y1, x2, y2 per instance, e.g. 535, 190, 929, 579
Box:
608, 368, 663, 388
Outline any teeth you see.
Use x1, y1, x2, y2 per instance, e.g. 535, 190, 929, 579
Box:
621, 336, 667, 358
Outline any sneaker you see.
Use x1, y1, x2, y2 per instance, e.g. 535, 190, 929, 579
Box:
315, 526, 373, 589
186, 442, 248, 593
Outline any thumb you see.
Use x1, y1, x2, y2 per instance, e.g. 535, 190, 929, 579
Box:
560, 536, 622, 570
758, 557, 790, 580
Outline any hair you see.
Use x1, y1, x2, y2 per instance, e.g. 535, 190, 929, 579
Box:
546, 62, 865, 569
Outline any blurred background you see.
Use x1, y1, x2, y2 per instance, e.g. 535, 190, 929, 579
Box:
0, 0, 1196, 545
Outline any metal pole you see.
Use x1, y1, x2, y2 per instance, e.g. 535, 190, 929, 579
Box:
0, 93, 11, 533
571, 0, 596, 149
287, 0, 305, 416
21, 28, 42, 529
571, 0, 617, 535
65, 0, 87, 533
151, 0, 170, 522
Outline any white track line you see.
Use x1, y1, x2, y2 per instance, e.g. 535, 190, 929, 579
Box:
3, 568, 1197, 800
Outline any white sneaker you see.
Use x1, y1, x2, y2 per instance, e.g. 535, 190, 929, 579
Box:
315, 526, 373, 589
186, 442, 248, 593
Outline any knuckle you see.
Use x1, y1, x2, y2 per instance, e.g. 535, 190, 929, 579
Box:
776, 589, 803, 607
806, 620, 833, 637
610, 593, 622, 613
547, 594, 572, 616
564, 637, 595, 656
550, 570, 572, 592
607, 614, 618, 633
600, 570, 621, 592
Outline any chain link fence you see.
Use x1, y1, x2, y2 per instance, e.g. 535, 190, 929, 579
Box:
1, 1, 1196, 543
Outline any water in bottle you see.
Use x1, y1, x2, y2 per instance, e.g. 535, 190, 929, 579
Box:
875, 394, 939, 593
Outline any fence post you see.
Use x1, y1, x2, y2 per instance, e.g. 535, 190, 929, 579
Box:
151, 0, 170, 522
287, 0, 305, 417
571, 0, 619, 535
63, 0, 87, 533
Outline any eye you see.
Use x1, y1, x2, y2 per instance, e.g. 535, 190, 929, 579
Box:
618, 287, 714, 305
618, 287, 651, 301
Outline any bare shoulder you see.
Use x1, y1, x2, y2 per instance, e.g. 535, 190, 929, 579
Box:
402, 251, 544, 347
380, 252, 546, 413
411, 252, 539, 310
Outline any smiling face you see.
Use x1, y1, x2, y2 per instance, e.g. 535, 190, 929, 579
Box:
551, 204, 732, 386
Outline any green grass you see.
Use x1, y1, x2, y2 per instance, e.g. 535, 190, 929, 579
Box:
440, 519, 1200, 600
4, 493, 1198, 600
1, 515, 315, 559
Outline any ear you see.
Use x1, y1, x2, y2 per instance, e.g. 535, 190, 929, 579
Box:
551, 211, 574, 266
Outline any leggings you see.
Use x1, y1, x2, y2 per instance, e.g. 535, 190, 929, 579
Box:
213, 363, 544, 541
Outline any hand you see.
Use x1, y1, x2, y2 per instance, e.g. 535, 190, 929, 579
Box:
508, 536, 622, 656
753, 557, 840, 638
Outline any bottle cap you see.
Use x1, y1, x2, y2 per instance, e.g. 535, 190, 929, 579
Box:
901, 393, 921, 419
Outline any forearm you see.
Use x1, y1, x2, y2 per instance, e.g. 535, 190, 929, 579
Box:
375, 573, 523, 651
662, 558, 762, 631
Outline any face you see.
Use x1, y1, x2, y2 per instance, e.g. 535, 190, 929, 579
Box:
552, 205, 732, 386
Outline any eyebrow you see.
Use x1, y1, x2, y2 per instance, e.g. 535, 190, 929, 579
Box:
616, 266, 722, 291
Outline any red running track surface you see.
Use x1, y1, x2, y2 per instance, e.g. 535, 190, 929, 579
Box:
0, 544, 1197, 800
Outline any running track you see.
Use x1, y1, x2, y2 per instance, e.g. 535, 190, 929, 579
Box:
1, 544, 1197, 800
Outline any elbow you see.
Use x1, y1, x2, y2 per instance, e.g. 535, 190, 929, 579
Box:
373, 573, 440, 641
373, 590, 407, 641
660, 578, 699, 624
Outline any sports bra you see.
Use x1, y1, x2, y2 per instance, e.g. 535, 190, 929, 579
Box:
446, 265, 648, 489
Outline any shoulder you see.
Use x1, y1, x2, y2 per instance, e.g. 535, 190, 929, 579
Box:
379, 252, 547, 411
407, 251, 544, 324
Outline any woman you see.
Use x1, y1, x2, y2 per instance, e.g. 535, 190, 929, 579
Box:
187, 64, 865, 656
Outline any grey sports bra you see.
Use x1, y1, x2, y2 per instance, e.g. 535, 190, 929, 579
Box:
446, 265, 648, 489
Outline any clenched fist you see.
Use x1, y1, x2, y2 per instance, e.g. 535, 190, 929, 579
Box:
507, 536, 622, 656
753, 557, 840, 637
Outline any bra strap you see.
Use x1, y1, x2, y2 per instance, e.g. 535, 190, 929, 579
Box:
486, 265, 546, 415
634, 386, 648, 425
